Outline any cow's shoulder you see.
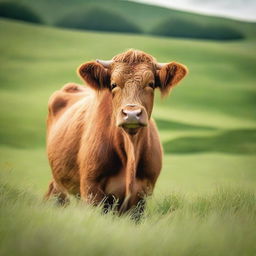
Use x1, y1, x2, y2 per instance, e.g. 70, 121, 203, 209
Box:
48, 83, 87, 117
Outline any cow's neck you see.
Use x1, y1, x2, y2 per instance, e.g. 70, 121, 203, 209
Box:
118, 127, 149, 212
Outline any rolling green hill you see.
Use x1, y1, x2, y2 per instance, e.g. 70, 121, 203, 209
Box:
1, 0, 256, 39
0, 2, 43, 23
0, 19, 256, 256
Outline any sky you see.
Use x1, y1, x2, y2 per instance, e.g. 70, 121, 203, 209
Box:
130, 0, 256, 22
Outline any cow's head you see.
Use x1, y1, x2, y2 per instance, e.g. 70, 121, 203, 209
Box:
78, 49, 188, 135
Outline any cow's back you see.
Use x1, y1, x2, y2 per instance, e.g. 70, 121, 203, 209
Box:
47, 83, 95, 194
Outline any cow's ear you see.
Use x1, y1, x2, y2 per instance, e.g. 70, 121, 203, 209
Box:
78, 61, 110, 90
156, 62, 188, 96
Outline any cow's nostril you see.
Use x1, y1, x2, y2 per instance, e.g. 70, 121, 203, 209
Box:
122, 109, 128, 117
136, 109, 142, 117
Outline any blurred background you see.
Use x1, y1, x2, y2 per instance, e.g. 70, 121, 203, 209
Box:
0, 0, 256, 255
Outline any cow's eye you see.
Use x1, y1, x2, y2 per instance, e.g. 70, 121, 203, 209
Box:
110, 83, 117, 90
148, 82, 155, 89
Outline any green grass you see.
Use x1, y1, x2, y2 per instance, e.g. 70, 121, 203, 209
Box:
164, 129, 256, 154
0, 181, 256, 256
0, 19, 256, 255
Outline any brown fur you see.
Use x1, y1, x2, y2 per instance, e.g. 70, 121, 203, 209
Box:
112, 49, 156, 64
45, 49, 188, 214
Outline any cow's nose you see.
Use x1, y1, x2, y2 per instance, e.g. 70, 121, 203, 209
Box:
122, 108, 142, 123
118, 104, 147, 130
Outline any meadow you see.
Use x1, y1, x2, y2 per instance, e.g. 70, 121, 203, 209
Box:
0, 18, 256, 255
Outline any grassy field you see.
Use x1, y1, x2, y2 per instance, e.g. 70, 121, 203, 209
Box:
0, 18, 256, 255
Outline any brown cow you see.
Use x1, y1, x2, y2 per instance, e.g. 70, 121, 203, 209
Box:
45, 49, 187, 215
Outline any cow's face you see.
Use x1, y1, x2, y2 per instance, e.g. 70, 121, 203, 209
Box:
78, 50, 187, 135
109, 62, 156, 134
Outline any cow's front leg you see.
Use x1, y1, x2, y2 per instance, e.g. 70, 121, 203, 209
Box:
131, 198, 146, 222
80, 174, 105, 206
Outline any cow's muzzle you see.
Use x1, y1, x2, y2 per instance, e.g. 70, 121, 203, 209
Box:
117, 104, 147, 134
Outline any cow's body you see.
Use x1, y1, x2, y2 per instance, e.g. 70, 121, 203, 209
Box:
45, 49, 187, 213
46, 83, 162, 211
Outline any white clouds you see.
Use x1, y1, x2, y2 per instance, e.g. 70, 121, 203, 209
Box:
130, 0, 256, 21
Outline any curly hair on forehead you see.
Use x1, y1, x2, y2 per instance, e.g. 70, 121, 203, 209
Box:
112, 49, 156, 65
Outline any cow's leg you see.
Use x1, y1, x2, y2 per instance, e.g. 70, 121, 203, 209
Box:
44, 180, 69, 206
131, 198, 146, 222
102, 194, 120, 214
80, 175, 106, 206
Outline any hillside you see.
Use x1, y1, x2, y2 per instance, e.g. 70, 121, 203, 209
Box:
0, 19, 256, 256
0, 0, 256, 38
